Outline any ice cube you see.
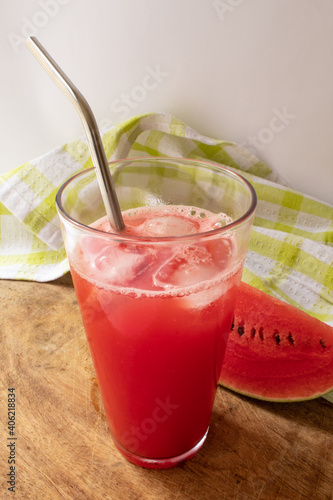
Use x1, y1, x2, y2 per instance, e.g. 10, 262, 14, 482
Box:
143, 215, 199, 237
153, 244, 216, 289
183, 276, 232, 310
207, 237, 234, 268
80, 234, 107, 261
92, 243, 153, 286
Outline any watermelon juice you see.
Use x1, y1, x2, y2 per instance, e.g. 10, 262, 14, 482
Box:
69, 205, 243, 467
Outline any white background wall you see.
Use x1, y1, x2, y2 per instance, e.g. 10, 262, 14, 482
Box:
1, 0, 332, 205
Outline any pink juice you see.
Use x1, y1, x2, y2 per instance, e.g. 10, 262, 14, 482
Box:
69, 206, 242, 467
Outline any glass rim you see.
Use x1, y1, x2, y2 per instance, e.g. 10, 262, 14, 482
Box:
55, 157, 257, 242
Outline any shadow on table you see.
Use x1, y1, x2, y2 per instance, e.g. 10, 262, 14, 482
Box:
129, 387, 332, 500
221, 387, 333, 435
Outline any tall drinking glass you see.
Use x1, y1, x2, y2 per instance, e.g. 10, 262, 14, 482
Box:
56, 157, 256, 468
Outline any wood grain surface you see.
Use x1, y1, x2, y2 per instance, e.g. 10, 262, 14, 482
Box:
1, 276, 332, 500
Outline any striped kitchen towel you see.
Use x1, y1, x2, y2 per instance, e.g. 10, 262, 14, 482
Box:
0, 112, 332, 401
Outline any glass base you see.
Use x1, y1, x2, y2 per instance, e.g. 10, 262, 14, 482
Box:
113, 427, 209, 469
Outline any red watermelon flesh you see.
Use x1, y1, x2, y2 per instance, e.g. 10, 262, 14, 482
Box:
219, 282, 333, 402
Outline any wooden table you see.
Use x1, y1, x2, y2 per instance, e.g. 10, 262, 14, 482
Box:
1, 276, 332, 500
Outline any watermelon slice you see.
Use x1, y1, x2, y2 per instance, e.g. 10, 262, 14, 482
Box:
219, 282, 333, 402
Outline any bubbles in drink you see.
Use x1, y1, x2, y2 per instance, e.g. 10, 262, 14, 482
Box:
81, 205, 235, 291
103, 205, 233, 238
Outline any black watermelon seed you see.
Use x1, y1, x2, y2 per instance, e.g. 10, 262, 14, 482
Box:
251, 327, 256, 338
237, 325, 245, 336
288, 332, 294, 345
320, 339, 326, 349
231, 318, 235, 331
259, 327, 264, 340
273, 330, 281, 345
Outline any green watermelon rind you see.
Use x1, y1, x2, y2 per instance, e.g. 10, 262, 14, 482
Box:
219, 380, 333, 403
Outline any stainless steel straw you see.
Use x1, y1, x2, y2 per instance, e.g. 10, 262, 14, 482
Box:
26, 36, 125, 233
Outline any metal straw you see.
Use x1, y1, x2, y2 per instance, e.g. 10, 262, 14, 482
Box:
26, 36, 125, 233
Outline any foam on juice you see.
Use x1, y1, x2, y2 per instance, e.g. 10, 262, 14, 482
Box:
91, 205, 233, 238
74, 205, 240, 302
